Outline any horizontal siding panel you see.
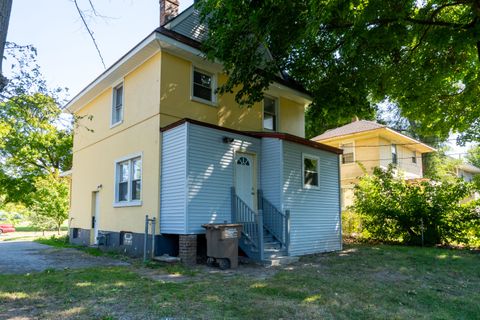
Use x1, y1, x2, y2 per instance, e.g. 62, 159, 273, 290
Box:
260, 138, 282, 209
282, 141, 341, 256
160, 124, 187, 234
186, 124, 261, 233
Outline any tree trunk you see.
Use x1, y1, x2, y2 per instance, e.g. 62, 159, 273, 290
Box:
0, 0, 12, 90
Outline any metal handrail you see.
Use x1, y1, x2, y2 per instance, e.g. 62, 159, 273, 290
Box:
258, 190, 290, 252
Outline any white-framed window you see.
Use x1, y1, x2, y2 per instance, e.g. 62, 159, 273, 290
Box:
114, 154, 142, 207
391, 144, 398, 165
111, 83, 124, 126
263, 96, 278, 131
192, 68, 216, 104
340, 142, 355, 164
411, 150, 417, 164
302, 153, 320, 189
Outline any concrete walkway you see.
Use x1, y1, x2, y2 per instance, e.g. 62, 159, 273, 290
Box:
0, 240, 128, 274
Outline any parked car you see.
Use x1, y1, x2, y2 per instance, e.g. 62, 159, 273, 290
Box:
0, 224, 15, 234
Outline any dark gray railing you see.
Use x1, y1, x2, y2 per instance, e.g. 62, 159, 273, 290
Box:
231, 187, 264, 261
258, 190, 290, 252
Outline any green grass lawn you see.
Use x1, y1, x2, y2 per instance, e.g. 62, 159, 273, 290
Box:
1, 244, 479, 319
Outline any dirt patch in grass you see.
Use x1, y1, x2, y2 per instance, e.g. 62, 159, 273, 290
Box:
1, 244, 479, 319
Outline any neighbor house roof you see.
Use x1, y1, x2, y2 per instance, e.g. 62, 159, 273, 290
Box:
312, 120, 385, 141
457, 163, 480, 174
312, 120, 436, 154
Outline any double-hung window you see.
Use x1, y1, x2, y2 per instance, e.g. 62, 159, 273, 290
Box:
411, 150, 417, 164
391, 144, 398, 165
263, 96, 278, 131
303, 154, 320, 189
340, 143, 354, 164
111, 83, 124, 126
192, 68, 215, 103
115, 155, 142, 206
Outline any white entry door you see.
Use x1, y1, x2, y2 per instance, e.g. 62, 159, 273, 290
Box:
93, 191, 100, 244
235, 153, 255, 209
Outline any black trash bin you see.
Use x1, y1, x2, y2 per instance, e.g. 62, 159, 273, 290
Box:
202, 223, 243, 269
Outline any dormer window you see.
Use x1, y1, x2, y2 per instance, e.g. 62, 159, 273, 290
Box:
111, 83, 124, 126
263, 96, 278, 131
192, 68, 215, 103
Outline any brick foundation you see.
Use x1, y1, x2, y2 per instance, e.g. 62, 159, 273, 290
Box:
179, 234, 197, 265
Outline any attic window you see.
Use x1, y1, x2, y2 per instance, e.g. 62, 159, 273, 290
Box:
111, 83, 124, 126
192, 68, 215, 103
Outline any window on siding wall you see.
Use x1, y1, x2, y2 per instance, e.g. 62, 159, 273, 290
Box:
115, 156, 142, 206
193, 68, 214, 102
111, 83, 124, 126
411, 150, 417, 164
391, 144, 398, 165
340, 143, 354, 164
303, 154, 319, 188
263, 96, 278, 131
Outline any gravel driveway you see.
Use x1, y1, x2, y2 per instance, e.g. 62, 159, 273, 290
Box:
0, 240, 128, 274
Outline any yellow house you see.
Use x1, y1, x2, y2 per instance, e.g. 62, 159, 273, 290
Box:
312, 120, 435, 209
66, 3, 343, 265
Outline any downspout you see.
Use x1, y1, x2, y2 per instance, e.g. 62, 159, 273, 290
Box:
338, 153, 343, 251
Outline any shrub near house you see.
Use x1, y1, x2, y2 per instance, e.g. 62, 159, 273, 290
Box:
354, 166, 480, 246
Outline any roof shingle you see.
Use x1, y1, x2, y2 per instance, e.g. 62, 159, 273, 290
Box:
312, 120, 385, 141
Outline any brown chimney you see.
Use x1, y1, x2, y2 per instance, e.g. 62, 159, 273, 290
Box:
160, 0, 179, 26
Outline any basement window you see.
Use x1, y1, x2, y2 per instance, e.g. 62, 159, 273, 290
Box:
114, 154, 142, 207
303, 154, 320, 189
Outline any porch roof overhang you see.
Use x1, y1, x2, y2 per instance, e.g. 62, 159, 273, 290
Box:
160, 118, 343, 155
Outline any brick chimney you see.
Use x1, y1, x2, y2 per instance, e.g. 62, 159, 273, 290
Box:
160, 0, 179, 26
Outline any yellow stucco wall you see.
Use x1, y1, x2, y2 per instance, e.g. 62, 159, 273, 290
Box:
159, 52, 305, 136
70, 50, 307, 240
71, 53, 161, 236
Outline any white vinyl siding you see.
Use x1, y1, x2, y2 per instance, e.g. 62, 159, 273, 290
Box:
160, 124, 188, 234
283, 142, 341, 256
186, 124, 261, 233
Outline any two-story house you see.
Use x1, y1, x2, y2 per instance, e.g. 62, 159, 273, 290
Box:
66, 2, 343, 264
312, 120, 435, 209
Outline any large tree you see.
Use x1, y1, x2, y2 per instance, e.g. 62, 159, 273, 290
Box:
197, 0, 480, 140
0, 45, 72, 205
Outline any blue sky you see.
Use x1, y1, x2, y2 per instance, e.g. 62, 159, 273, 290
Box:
8, 0, 193, 96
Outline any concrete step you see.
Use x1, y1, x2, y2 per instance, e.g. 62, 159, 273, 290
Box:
262, 256, 299, 267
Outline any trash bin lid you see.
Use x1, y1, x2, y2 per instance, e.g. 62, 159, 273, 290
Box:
201, 223, 242, 229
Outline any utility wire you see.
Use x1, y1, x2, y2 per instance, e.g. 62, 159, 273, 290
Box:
73, 0, 106, 69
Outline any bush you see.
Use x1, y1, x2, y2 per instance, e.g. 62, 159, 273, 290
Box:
354, 166, 480, 246
342, 210, 362, 237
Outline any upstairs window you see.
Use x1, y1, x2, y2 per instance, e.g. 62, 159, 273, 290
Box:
411, 150, 417, 164
263, 96, 278, 131
115, 155, 142, 206
303, 154, 319, 189
391, 144, 398, 165
193, 68, 214, 102
340, 143, 355, 164
111, 83, 124, 126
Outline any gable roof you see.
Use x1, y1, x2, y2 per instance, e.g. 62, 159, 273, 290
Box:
312, 120, 385, 141
65, 7, 311, 113
312, 120, 436, 153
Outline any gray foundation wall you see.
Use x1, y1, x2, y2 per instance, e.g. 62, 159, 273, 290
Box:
69, 228, 180, 258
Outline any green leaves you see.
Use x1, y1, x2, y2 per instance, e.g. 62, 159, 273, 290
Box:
198, 0, 480, 140
354, 165, 480, 246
